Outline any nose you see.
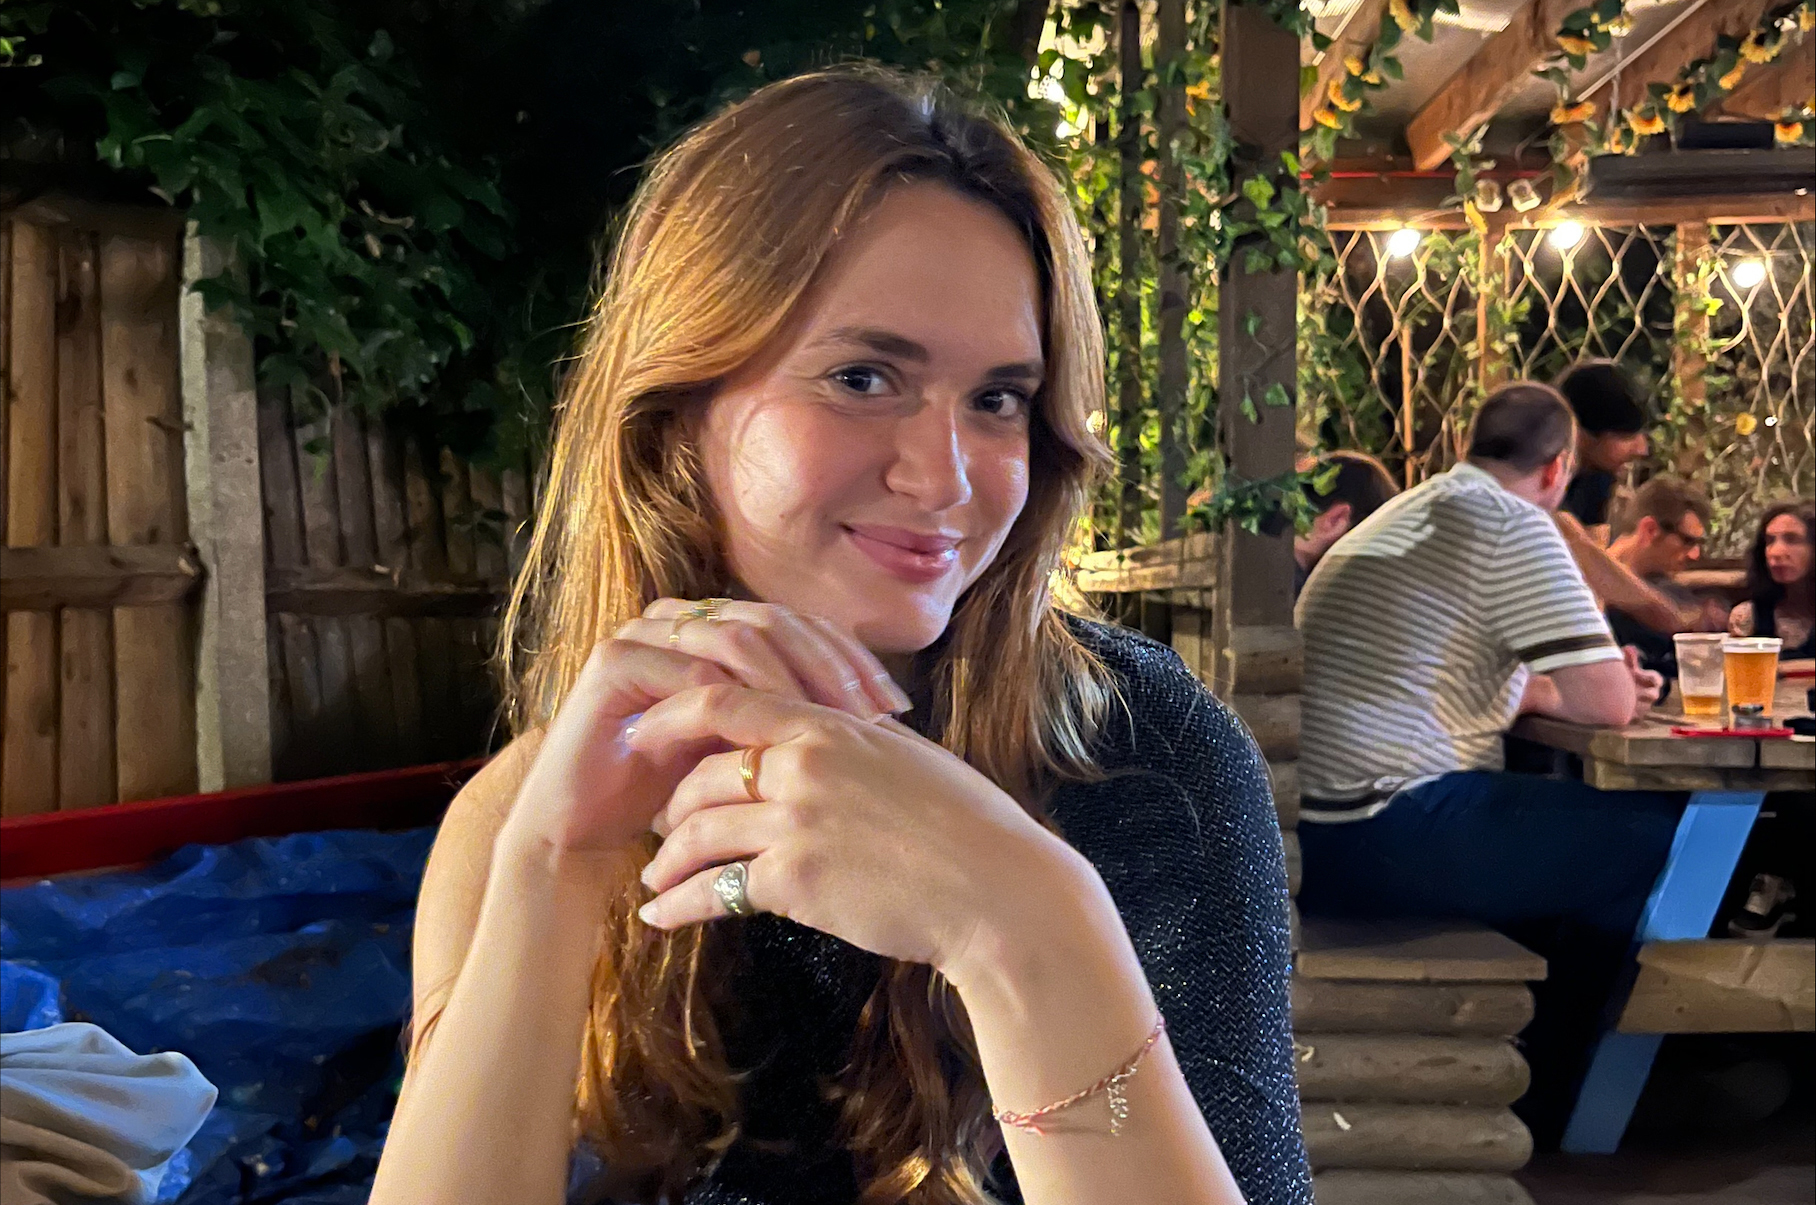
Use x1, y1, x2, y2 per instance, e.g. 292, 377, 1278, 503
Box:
883, 400, 973, 514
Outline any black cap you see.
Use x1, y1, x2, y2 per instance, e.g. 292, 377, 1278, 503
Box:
1556, 360, 1647, 435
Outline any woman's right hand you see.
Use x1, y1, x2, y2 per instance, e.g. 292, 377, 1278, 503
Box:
498, 599, 911, 862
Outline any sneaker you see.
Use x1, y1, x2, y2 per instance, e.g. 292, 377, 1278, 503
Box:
1728, 873, 1797, 940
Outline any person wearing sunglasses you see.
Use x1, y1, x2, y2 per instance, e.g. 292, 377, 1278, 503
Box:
1604, 476, 1728, 679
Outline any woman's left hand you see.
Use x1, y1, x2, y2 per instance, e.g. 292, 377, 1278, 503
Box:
627, 682, 1079, 976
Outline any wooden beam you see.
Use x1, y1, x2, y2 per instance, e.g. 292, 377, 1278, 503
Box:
1325, 189, 1816, 229
263, 565, 507, 618
1714, 33, 1816, 120
2, 544, 203, 611
1156, 0, 1189, 537
1405, 0, 1580, 171
1302, 0, 1391, 131
1075, 531, 1220, 592
1595, 0, 1778, 121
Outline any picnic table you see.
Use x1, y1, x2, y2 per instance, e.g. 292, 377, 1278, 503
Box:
1511, 674, 1816, 1155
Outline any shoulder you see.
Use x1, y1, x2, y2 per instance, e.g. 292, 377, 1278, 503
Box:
1729, 600, 1756, 636
1059, 615, 1270, 804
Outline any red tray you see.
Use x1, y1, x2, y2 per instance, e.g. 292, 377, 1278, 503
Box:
0, 758, 485, 883
1668, 726, 1794, 739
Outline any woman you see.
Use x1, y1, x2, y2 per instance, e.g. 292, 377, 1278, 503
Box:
371, 69, 1307, 1205
1729, 501, 1815, 661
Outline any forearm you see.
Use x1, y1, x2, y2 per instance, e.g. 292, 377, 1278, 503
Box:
945, 843, 1243, 1205
371, 837, 616, 1205
1554, 514, 1684, 630
1519, 673, 1561, 716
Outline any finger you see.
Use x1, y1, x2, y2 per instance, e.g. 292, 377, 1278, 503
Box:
617, 616, 813, 706
639, 855, 776, 929
642, 801, 781, 893
653, 749, 751, 837
626, 683, 834, 760
647, 599, 892, 717
805, 615, 912, 714
568, 639, 738, 725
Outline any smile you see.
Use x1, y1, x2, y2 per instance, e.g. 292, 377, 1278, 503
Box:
841, 524, 961, 584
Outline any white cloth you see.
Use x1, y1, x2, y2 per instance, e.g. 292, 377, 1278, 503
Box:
1297, 461, 1621, 805
1, 1022, 216, 1205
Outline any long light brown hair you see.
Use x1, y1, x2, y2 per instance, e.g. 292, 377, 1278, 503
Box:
496, 67, 1115, 1204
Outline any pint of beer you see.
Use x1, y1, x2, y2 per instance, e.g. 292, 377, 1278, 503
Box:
1674, 633, 1726, 717
1724, 637, 1782, 716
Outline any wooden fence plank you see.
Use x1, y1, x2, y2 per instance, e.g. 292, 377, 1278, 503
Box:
368, 422, 423, 764
440, 448, 491, 754
256, 386, 321, 780
331, 407, 393, 767
404, 436, 455, 758
56, 228, 115, 809
293, 402, 357, 771
6, 220, 61, 815
100, 232, 195, 802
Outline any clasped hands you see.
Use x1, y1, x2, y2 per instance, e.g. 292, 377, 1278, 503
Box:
499, 597, 1083, 985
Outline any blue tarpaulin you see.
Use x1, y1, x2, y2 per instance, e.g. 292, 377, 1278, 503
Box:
1, 827, 435, 1204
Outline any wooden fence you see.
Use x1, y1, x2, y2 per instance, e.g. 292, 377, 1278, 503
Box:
3, 201, 528, 815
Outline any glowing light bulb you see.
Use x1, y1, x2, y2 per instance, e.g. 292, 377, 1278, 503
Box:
1386, 227, 1421, 258
1548, 221, 1586, 251
1732, 258, 1768, 288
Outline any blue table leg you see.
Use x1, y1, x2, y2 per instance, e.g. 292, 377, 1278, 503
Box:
1561, 790, 1764, 1154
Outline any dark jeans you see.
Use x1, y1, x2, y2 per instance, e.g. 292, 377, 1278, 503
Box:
1297, 771, 1683, 1149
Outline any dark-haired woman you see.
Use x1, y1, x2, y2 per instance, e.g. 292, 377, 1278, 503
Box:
1729, 501, 1815, 664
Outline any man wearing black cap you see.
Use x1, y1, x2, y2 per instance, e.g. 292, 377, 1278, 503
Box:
1555, 360, 1652, 542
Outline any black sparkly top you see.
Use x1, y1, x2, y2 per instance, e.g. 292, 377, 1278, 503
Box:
571, 618, 1313, 1204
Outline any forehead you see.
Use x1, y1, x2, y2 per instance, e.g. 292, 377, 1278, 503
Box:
1766, 514, 1809, 538
791, 182, 1043, 361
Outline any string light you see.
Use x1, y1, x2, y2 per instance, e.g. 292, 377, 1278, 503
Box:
1548, 221, 1585, 251
1386, 227, 1421, 258
1732, 258, 1768, 288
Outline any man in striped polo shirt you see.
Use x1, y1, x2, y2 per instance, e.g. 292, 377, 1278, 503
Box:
1295, 381, 1675, 1149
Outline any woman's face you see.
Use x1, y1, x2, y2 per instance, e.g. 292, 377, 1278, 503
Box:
1763, 514, 1812, 586
697, 182, 1043, 660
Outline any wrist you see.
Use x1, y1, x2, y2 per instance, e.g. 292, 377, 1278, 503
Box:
941, 836, 1145, 1020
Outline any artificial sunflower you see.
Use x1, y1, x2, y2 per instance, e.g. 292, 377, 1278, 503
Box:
1665, 86, 1696, 113
1735, 412, 1759, 436
1629, 109, 1667, 136
1551, 99, 1597, 124
1776, 119, 1806, 143
1390, 0, 1419, 32
1329, 78, 1364, 112
1718, 62, 1748, 91
1801, 4, 1814, 32
1314, 107, 1344, 129
1739, 33, 1780, 64
1344, 54, 1367, 76
1556, 34, 1596, 57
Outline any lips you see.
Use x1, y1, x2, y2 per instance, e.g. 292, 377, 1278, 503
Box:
842, 523, 961, 584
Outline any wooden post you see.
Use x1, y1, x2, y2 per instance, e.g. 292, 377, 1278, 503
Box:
1155, 0, 1189, 537
180, 228, 271, 791
1399, 322, 1416, 489
1114, 0, 1146, 544
1475, 217, 1510, 403
1671, 221, 1711, 477
1215, 1, 1298, 647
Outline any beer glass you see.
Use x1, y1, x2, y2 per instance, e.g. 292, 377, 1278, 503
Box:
1724, 637, 1782, 716
1673, 633, 1726, 718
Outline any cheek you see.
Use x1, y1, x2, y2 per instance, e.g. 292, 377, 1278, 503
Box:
974, 438, 1031, 541
706, 403, 876, 544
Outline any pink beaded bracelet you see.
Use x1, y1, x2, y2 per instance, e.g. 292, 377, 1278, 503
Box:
992, 1014, 1167, 1137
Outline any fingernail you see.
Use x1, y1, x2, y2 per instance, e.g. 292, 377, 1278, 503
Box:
876, 674, 913, 713
637, 903, 658, 925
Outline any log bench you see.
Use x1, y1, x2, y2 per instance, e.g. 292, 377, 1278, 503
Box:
1294, 916, 1548, 1205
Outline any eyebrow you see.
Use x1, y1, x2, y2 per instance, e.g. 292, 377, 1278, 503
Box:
812, 326, 1045, 385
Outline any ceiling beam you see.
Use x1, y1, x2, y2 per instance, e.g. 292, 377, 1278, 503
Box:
1324, 189, 1816, 229
1301, 0, 1391, 131
1590, 0, 1778, 120
1405, 0, 1580, 171
1712, 32, 1816, 120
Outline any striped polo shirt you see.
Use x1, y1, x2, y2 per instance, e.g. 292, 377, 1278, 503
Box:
1295, 461, 1621, 818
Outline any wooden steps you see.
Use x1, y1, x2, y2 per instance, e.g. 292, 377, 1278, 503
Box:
1295, 916, 1546, 1196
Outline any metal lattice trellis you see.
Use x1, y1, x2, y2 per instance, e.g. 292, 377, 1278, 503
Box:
1300, 219, 1815, 551
1703, 222, 1816, 557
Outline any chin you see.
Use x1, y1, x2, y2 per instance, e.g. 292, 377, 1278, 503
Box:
849, 595, 957, 657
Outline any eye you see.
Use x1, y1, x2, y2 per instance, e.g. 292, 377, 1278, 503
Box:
974, 387, 1030, 421
829, 366, 892, 396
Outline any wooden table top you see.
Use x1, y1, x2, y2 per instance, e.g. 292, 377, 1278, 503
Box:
1514, 676, 1815, 792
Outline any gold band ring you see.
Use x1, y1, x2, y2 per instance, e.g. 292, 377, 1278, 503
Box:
668, 613, 698, 646
688, 597, 733, 622
740, 745, 765, 802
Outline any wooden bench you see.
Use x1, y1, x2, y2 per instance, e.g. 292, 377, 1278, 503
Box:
1294, 917, 1548, 1205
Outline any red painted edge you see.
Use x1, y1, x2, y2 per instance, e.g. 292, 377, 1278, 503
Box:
0, 759, 487, 882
